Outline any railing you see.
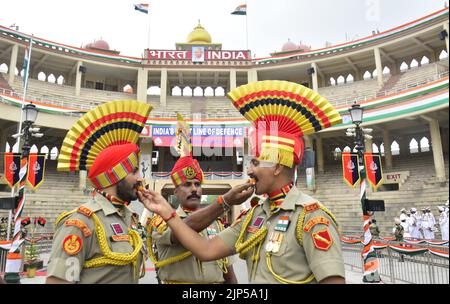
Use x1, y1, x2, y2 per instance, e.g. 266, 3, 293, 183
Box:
331, 71, 449, 107
151, 171, 246, 181
342, 238, 449, 284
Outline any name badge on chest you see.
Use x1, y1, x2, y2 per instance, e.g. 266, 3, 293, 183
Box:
111, 223, 125, 235
247, 216, 265, 234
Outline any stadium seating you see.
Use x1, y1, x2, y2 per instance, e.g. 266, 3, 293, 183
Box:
2, 59, 447, 118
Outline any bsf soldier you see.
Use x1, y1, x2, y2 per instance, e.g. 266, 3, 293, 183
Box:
140, 81, 346, 284
46, 100, 152, 284
149, 156, 239, 284
369, 219, 380, 239
148, 115, 242, 284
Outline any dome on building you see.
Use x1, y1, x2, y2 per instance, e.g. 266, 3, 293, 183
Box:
90, 39, 110, 50
281, 39, 298, 52
187, 21, 212, 44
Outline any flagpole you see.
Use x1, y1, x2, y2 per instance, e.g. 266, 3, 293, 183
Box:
245, 1, 249, 50
147, 9, 151, 50
7, 36, 33, 241
4, 35, 33, 283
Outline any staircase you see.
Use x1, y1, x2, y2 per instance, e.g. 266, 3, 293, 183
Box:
377, 73, 403, 97
0, 72, 13, 91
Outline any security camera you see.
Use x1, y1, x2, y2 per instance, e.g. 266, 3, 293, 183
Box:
346, 132, 354, 137
32, 133, 44, 138
29, 127, 40, 132
11, 133, 22, 139
362, 128, 373, 133
364, 134, 373, 140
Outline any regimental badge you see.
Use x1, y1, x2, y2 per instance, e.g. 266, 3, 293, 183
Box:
247, 216, 264, 234
206, 225, 218, 239
312, 228, 333, 251
111, 223, 125, 235
184, 166, 196, 179
274, 216, 290, 232
62, 234, 83, 255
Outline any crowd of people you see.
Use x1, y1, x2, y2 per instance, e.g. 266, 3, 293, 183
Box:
392, 202, 449, 241
369, 202, 449, 241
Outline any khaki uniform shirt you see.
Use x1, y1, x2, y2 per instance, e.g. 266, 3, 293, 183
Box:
219, 187, 345, 284
47, 195, 145, 284
152, 206, 227, 283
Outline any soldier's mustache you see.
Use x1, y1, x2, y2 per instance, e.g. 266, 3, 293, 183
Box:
187, 194, 201, 200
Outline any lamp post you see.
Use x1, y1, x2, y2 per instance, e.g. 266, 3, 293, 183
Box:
348, 104, 381, 283
4, 103, 42, 284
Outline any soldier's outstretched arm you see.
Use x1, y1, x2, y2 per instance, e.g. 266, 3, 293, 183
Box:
139, 190, 235, 261
178, 182, 253, 232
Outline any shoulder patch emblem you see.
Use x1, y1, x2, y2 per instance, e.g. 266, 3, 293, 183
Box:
64, 219, 92, 237
62, 234, 83, 255
304, 202, 320, 213
311, 228, 333, 251
77, 206, 93, 217
303, 216, 330, 232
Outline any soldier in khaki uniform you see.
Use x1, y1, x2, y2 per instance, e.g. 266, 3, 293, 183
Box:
148, 115, 238, 284
46, 100, 152, 284
139, 81, 345, 284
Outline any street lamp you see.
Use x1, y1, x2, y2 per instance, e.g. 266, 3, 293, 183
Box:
23, 103, 38, 124
347, 103, 381, 283
4, 103, 42, 284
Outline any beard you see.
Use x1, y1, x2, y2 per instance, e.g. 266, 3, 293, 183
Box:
117, 179, 138, 202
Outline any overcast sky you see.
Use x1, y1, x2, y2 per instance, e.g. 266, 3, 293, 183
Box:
0, 0, 447, 58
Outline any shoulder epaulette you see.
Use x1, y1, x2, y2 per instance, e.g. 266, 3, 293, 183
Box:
77, 206, 93, 217
304, 202, 320, 213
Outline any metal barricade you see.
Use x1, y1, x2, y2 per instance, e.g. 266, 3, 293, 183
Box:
342, 239, 449, 284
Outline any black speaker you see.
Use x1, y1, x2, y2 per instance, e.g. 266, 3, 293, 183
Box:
0, 197, 18, 210
299, 149, 315, 169
439, 30, 448, 41
79, 66, 87, 73
363, 199, 385, 212
307, 67, 315, 76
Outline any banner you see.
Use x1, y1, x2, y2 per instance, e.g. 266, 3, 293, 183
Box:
364, 153, 384, 190
3, 153, 21, 189
27, 153, 46, 190
342, 152, 360, 187
152, 125, 244, 148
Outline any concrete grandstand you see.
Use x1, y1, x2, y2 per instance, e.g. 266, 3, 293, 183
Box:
0, 7, 448, 240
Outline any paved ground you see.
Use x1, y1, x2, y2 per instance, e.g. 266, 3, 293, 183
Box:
19, 253, 366, 284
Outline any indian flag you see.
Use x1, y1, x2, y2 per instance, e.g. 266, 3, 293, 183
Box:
231, 4, 247, 15
134, 3, 149, 14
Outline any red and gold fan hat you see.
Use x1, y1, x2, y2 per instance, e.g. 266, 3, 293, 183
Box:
227, 81, 342, 168
170, 113, 204, 186
57, 100, 152, 189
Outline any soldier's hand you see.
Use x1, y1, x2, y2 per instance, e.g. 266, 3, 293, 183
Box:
222, 182, 254, 206
138, 190, 174, 219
